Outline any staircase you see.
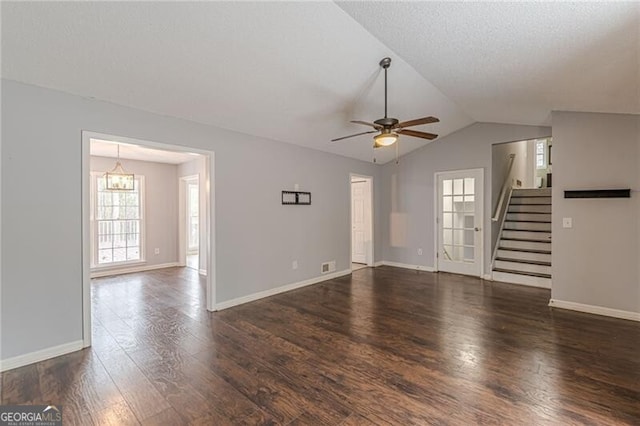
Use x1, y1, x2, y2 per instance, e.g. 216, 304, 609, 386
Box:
492, 188, 551, 288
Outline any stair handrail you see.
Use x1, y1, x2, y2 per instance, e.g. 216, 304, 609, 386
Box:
491, 185, 514, 267
492, 154, 516, 222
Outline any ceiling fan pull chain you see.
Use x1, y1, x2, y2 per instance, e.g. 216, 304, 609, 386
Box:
395, 139, 399, 164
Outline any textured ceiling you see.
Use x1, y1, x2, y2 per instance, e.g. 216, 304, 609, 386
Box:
338, 1, 640, 125
2, 2, 637, 164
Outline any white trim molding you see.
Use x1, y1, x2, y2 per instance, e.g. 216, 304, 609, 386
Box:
380, 261, 435, 272
91, 262, 179, 278
0, 340, 84, 372
549, 299, 640, 322
215, 269, 352, 311
199, 269, 207, 276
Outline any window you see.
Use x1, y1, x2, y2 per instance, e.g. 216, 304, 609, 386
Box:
187, 182, 199, 252
92, 173, 145, 266
536, 140, 547, 169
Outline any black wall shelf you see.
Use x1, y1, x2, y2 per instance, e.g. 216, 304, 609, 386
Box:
564, 189, 631, 199
282, 191, 311, 205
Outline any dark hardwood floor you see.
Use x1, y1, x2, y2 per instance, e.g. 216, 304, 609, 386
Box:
2, 266, 639, 425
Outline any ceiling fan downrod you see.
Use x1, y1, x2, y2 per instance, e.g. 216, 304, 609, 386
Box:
380, 57, 391, 119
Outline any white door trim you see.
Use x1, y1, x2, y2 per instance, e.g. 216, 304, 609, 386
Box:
349, 173, 374, 269
81, 131, 217, 348
433, 168, 485, 278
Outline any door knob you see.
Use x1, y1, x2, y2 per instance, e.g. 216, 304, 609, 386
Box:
475, 227, 481, 232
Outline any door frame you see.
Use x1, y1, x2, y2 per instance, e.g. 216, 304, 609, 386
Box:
178, 174, 199, 268
433, 168, 484, 277
349, 173, 374, 269
81, 131, 216, 348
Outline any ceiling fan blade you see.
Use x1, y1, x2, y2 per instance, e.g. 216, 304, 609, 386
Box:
331, 130, 378, 142
350, 120, 382, 130
396, 116, 440, 128
397, 129, 438, 140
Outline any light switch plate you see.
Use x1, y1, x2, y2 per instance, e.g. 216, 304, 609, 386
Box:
562, 217, 573, 228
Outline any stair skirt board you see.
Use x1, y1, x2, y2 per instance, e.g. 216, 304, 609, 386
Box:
508, 205, 552, 213
492, 271, 552, 289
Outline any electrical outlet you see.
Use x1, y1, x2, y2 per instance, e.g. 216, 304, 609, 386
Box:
417, 248, 423, 256
154, 248, 160, 255
562, 217, 573, 228
292, 260, 298, 270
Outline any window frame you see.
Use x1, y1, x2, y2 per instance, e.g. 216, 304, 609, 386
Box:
535, 140, 547, 170
90, 172, 146, 269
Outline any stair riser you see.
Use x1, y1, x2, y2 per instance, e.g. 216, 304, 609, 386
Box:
492, 271, 551, 289
510, 197, 552, 205
500, 240, 551, 251
504, 221, 551, 232
506, 213, 551, 222
496, 250, 551, 263
494, 260, 551, 275
508, 205, 552, 213
512, 188, 551, 197
502, 230, 552, 241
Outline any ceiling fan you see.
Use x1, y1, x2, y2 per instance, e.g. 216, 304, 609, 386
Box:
332, 57, 439, 150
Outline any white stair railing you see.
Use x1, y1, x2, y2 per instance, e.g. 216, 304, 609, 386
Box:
490, 153, 516, 271
492, 154, 516, 222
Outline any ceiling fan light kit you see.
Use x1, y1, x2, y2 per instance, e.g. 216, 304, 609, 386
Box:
374, 131, 398, 148
331, 57, 440, 162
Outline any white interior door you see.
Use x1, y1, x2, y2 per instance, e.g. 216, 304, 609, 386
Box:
436, 169, 484, 277
351, 180, 368, 264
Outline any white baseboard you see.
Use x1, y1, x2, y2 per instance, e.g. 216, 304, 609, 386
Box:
91, 262, 179, 278
0, 340, 84, 372
373, 261, 385, 267
215, 269, 352, 311
482, 273, 493, 281
198, 269, 207, 276
549, 299, 640, 322
380, 261, 435, 272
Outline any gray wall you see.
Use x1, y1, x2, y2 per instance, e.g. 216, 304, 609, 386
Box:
380, 122, 551, 273
1, 80, 381, 360
178, 157, 207, 272
91, 155, 179, 269
551, 111, 640, 313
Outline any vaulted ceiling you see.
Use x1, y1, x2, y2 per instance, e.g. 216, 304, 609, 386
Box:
2, 2, 638, 164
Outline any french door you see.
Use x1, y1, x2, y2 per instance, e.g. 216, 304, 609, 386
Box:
436, 169, 484, 277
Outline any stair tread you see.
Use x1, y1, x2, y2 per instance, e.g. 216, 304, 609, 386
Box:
501, 237, 551, 243
493, 268, 552, 279
498, 247, 551, 254
505, 220, 552, 224
495, 257, 551, 266
503, 229, 552, 233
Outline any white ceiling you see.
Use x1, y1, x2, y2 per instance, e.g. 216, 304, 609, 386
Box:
91, 139, 199, 165
2, 2, 638, 164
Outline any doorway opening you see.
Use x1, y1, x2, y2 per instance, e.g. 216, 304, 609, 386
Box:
350, 174, 374, 270
179, 175, 201, 272
435, 168, 484, 277
81, 131, 216, 348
